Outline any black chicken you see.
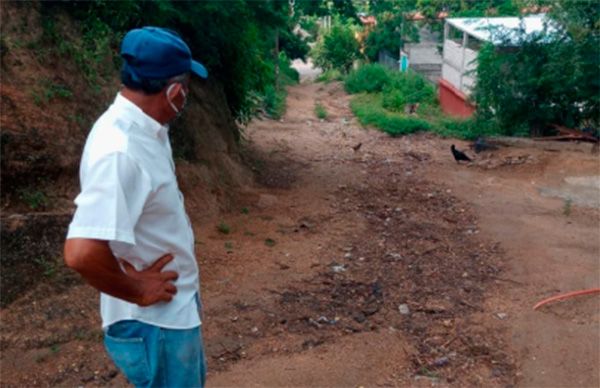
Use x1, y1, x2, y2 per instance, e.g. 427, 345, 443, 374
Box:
451, 144, 472, 163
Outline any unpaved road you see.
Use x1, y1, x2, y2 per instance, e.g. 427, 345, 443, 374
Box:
1, 80, 598, 387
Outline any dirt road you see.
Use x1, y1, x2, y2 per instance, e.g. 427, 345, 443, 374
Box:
1, 80, 598, 387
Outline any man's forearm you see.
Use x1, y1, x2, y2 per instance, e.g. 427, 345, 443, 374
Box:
64, 238, 142, 304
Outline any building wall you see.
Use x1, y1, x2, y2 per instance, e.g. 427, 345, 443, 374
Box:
405, 27, 443, 83
442, 38, 478, 95
439, 78, 476, 117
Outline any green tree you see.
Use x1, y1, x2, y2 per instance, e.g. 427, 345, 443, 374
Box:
473, 1, 600, 135
312, 18, 360, 73
362, 0, 419, 62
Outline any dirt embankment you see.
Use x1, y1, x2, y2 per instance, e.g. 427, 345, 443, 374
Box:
0, 1, 249, 305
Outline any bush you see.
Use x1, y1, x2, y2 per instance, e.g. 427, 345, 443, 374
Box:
316, 69, 344, 83
350, 94, 431, 137
315, 103, 328, 119
344, 64, 391, 94
434, 117, 504, 140
381, 72, 435, 111
311, 18, 360, 74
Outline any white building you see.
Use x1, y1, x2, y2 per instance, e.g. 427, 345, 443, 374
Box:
440, 14, 551, 116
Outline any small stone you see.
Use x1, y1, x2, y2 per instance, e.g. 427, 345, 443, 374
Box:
496, 312, 508, 320
462, 272, 469, 278
344, 253, 353, 259
433, 356, 450, 367
332, 264, 346, 273
398, 304, 410, 315
251, 326, 259, 333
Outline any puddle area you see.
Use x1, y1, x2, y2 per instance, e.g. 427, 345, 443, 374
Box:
539, 175, 600, 208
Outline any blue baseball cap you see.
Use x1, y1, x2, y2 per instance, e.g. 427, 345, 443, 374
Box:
121, 26, 208, 80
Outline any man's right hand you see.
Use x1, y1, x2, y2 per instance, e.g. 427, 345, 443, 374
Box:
64, 238, 179, 307
121, 254, 179, 306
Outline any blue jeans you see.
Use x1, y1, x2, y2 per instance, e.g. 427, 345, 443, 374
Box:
104, 320, 206, 388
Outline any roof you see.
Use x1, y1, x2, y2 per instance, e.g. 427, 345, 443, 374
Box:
359, 15, 377, 26
446, 14, 555, 45
406, 11, 448, 21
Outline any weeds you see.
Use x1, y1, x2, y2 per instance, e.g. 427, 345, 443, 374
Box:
34, 257, 57, 278
315, 103, 328, 120
265, 238, 276, 247
217, 222, 231, 234
350, 94, 431, 137
241, 207, 250, 214
18, 188, 48, 210
563, 198, 572, 216
316, 69, 343, 83
344, 64, 390, 93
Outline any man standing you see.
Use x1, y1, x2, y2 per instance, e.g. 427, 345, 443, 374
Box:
64, 27, 208, 387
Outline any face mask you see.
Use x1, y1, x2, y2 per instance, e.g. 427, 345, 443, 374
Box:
166, 83, 187, 116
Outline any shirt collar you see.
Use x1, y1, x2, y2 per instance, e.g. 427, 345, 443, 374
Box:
113, 93, 169, 139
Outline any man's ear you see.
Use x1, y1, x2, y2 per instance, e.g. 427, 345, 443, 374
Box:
166, 83, 183, 100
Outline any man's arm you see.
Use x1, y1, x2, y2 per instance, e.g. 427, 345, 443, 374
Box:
64, 238, 178, 306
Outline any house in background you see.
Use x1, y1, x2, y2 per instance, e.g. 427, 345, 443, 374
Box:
440, 14, 550, 117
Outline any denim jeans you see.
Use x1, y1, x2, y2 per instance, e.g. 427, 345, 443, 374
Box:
104, 320, 206, 388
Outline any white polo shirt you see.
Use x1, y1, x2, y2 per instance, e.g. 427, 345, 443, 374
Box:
67, 93, 200, 329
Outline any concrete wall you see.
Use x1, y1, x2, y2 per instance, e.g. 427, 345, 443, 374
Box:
438, 79, 476, 118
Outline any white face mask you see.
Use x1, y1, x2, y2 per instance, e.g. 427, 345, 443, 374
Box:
166, 83, 187, 116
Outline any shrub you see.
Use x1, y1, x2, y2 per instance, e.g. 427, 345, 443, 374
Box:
382, 72, 435, 112
315, 103, 328, 119
434, 117, 503, 140
350, 94, 431, 137
316, 69, 343, 83
344, 64, 391, 94
311, 18, 359, 74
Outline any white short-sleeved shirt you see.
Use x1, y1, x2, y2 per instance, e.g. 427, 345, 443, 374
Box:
67, 93, 200, 330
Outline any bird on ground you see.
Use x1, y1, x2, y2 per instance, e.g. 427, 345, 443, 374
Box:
451, 144, 472, 163
352, 142, 362, 152
472, 137, 498, 153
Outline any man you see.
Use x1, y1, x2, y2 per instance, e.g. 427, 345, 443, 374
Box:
64, 27, 208, 388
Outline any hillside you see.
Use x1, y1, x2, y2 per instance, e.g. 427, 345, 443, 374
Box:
0, 1, 250, 305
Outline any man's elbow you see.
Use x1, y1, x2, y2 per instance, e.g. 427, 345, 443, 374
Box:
64, 238, 99, 273
64, 239, 83, 271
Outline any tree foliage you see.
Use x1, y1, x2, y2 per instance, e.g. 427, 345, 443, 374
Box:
311, 18, 360, 74
39, 0, 308, 123
473, 1, 600, 135
363, 0, 419, 61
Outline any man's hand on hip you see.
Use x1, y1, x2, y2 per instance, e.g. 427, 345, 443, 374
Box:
121, 254, 179, 306
64, 238, 179, 306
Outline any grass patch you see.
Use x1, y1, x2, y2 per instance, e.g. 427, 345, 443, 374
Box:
344, 64, 390, 93
217, 222, 231, 235
18, 188, 48, 210
563, 198, 572, 216
263, 53, 300, 119
316, 68, 343, 83
314, 103, 328, 120
265, 238, 276, 247
350, 94, 431, 136
346, 64, 504, 140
